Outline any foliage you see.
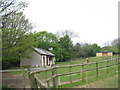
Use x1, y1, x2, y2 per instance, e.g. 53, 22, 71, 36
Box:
101, 38, 120, 54
33, 31, 58, 50
57, 35, 73, 61
111, 38, 120, 54
73, 43, 100, 58
82, 43, 94, 57
0, 0, 27, 17
33, 31, 74, 62
91, 44, 101, 56
1, 84, 14, 90
55, 30, 78, 38
1, 0, 34, 69
72, 43, 83, 58
1, 0, 118, 69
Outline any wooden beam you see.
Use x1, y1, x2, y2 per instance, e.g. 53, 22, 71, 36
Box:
52, 68, 58, 88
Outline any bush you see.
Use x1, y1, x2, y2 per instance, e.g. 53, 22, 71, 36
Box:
22, 65, 30, 68
2, 58, 20, 70
1, 84, 14, 90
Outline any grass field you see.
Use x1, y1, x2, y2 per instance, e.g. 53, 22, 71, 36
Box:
34, 55, 119, 88
58, 66, 118, 88
85, 75, 118, 88
9, 55, 119, 88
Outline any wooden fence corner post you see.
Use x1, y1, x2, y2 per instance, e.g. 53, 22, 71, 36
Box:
52, 67, 58, 88
28, 71, 38, 89
45, 70, 50, 87
22, 69, 26, 89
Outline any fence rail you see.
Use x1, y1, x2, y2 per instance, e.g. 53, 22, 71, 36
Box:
29, 58, 118, 74
28, 58, 120, 89
2, 69, 30, 88
0, 69, 28, 72
1, 57, 119, 89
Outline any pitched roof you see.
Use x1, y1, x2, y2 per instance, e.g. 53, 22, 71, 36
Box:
33, 48, 55, 56
97, 51, 113, 53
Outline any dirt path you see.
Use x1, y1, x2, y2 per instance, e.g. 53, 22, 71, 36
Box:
2, 72, 30, 88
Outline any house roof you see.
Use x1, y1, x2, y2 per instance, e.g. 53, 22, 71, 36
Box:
96, 51, 113, 53
33, 48, 55, 56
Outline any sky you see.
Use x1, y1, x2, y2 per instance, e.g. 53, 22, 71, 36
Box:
23, 0, 119, 47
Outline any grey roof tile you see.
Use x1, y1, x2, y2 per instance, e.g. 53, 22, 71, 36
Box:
34, 48, 55, 56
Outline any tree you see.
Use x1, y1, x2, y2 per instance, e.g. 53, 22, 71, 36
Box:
112, 38, 120, 53
0, 0, 27, 17
58, 35, 73, 61
81, 43, 94, 57
33, 31, 62, 61
92, 44, 101, 56
33, 31, 58, 51
73, 43, 101, 58
73, 43, 85, 58
33, 32, 74, 62
100, 38, 120, 54
110, 38, 120, 54
55, 30, 78, 39
1, 0, 34, 69
112, 38, 120, 46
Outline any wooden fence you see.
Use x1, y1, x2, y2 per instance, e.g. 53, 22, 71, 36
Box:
1, 68, 30, 88
28, 58, 120, 89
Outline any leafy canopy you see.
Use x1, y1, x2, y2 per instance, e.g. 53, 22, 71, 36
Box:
1, 0, 34, 69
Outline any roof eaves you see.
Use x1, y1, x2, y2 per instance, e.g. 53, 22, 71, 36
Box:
33, 48, 55, 56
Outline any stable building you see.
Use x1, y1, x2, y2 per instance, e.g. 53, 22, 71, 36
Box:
20, 48, 55, 67
96, 51, 113, 57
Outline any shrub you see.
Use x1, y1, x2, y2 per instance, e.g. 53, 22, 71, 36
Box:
1, 84, 14, 90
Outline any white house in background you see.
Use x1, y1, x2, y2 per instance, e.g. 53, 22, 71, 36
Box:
20, 48, 55, 67
96, 51, 113, 57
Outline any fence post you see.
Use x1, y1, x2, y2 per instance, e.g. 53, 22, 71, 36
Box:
28, 71, 38, 88
117, 57, 120, 71
45, 70, 49, 87
96, 62, 98, 77
82, 63, 84, 80
106, 60, 109, 73
22, 69, 26, 89
69, 66, 72, 83
86, 71, 88, 87
52, 67, 58, 88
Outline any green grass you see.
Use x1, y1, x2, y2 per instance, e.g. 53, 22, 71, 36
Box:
10, 70, 29, 77
7, 55, 119, 88
35, 55, 118, 76
58, 66, 117, 85
57, 67, 118, 88
9, 55, 118, 75
87, 75, 118, 88
56, 55, 118, 66
34, 55, 119, 88
9, 67, 34, 77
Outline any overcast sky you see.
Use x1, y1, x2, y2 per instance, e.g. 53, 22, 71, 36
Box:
23, 0, 119, 47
